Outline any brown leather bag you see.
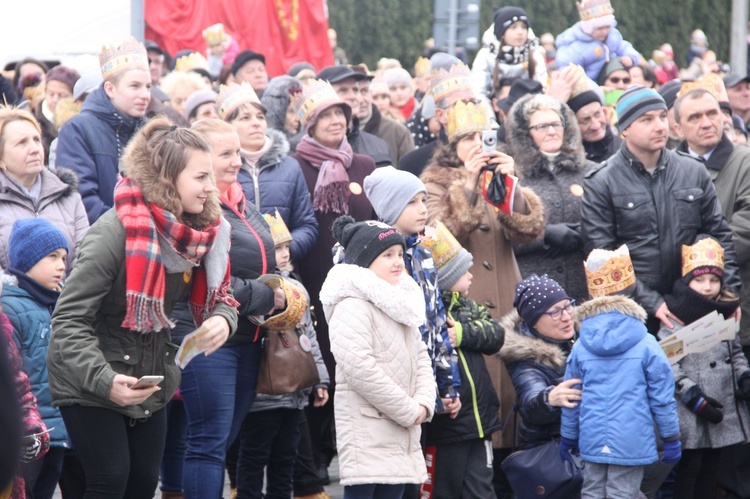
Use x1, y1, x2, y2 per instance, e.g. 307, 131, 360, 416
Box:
256, 326, 320, 395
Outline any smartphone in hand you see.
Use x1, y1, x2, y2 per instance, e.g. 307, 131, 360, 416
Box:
130, 375, 164, 390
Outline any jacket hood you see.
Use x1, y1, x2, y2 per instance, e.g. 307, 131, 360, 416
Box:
499, 310, 568, 370
577, 295, 648, 356
50, 167, 79, 196
82, 85, 142, 132
556, 21, 617, 47
260, 75, 301, 132
258, 128, 291, 170
0, 166, 79, 201
504, 94, 586, 179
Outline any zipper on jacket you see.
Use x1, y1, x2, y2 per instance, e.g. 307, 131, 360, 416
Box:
457, 348, 484, 439
251, 167, 261, 211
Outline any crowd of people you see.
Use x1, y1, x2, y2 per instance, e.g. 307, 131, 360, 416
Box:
5, 0, 750, 498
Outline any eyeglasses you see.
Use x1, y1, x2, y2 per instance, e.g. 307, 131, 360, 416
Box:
607, 77, 631, 85
541, 300, 576, 321
528, 122, 564, 132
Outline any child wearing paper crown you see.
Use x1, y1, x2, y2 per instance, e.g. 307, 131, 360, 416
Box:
237, 210, 330, 499
320, 216, 436, 497
560, 245, 681, 498
656, 235, 750, 499
420, 222, 504, 499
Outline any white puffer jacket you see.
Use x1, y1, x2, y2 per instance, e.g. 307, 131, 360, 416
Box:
321, 264, 436, 486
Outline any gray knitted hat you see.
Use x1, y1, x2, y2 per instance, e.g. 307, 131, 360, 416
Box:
363, 166, 427, 226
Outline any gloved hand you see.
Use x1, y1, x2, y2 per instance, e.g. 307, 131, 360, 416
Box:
687, 393, 724, 424
544, 223, 582, 258
661, 438, 682, 464
20, 436, 41, 463
559, 436, 578, 463
736, 375, 750, 400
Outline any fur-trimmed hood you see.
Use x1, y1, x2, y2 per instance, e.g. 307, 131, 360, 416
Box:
498, 310, 569, 370
577, 295, 648, 357
257, 128, 291, 170
52, 167, 79, 196
504, 94, 586, 179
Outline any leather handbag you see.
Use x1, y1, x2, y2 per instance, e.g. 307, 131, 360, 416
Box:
255, 325, 320, 395
501, 439, 583, 499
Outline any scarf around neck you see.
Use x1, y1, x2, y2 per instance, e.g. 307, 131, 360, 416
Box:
240, 134, 273, 168
114, 177, 238, 333
295, 134, 354, 214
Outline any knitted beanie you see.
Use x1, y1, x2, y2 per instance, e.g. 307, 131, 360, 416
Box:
260, 75, 303, 131
438, 249, 473, 291
568, 90, 602, 113
363, 166, 427, 226
578, 0, 615, 36
46, 65, 81, 92
184, 89, 217, 120
513, 274, 571, 328
657, 79, 683, 109
332, 216, 406, 269
9, 218, 69, 273
616, 85, 667, 131
493, 7, 530, 41
383, 68, 412, 89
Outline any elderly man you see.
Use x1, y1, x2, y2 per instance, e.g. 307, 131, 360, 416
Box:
581, 86, 740, 334
725, 74, 750, 127
144, 40, 166, 86
231, 50, 269, 95
568, 89, 622, 163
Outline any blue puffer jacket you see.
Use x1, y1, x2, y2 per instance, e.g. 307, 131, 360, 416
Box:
561, 296, 679, 465
1, 273, 69, 448
55, 85, 145, 224
238, 129, 318, 262
555, 22, 640, 81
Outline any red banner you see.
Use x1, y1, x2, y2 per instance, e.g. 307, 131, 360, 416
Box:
144, 0, 334, 77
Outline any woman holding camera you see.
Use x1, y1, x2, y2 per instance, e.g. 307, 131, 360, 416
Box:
421, 100, 545, 495
504, 94, 595, 302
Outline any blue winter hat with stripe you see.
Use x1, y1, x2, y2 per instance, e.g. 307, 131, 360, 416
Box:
616, 85, 667, 131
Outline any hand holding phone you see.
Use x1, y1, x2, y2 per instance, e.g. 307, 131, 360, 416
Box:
130, 375, 164, 390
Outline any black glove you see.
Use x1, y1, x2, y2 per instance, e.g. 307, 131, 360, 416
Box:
687, 393, 724, 424
544, 223, 582, 258
737, 376, 750, 400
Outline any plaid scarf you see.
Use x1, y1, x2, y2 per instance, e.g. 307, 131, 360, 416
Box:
115, 177, 237, 333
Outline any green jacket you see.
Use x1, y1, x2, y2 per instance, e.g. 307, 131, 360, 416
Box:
47, 209, 238, 419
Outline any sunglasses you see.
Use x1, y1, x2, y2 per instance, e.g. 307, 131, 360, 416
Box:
607, 77, 631, 85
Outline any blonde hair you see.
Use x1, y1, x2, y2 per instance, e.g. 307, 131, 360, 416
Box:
160, 71, 208, 100
0, 106, 41, 162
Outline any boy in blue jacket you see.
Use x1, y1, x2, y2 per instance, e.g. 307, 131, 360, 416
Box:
560, 246, 681, 498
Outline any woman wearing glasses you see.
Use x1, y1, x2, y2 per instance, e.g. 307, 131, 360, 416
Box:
504, 93, 595, 302
499, 274, 582, 448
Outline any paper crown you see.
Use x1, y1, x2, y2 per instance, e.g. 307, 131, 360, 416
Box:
563, 64, 599, 99
369, 79, 390, 96
262, 209, 293, 246
175, 52, 209, 73
678, 73, 729, 103
217, 82, 262, 120
99, 37, 149, 81
428, 63, 473, 104
414, 57, 431, 78
421, 221, 463, 269
203, 23, 228, 46
577, 0, 614, 21
585, 245, 636, 297
682, 237, 724, 277
445, 100, 491, 142
250, 275, 307, 331
293, 79, 345, 127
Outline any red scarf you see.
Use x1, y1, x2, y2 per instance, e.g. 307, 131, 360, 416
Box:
114, 177, 237, 333
398, 96, 416, 120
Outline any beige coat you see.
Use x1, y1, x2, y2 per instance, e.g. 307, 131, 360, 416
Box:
321, 264, 436, 486
422, 163, 546, 448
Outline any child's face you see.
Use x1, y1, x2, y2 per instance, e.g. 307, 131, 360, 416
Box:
450, 270, 473, 296
275, 243, 291, 270
26, 248, 67, 290
503, 21, 529, 47
368, 244, 405, 285
591, 26, 611, 42
394, 193, 428, 236
689, 273, 721, 299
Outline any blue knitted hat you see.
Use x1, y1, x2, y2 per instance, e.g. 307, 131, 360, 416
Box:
616, 85, 667, 131
8, 218, 69, 273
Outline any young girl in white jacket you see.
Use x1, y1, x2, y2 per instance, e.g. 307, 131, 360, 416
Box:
320, 216, 437, 499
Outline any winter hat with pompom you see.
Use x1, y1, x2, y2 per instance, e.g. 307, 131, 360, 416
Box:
332, 215, 405, 269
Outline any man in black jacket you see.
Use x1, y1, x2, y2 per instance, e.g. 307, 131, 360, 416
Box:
581, 86, 740, 334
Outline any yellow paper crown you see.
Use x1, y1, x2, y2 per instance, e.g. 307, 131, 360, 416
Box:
414, 57, 431, 78
421, 221, 463, 269
262, 209, 293, 246
577, 0, 614, 21
99, 37, 148, 81
682, 237, 724, 277
175, 52, 209, 73
217, 82, 262, 120
293, 79, 345, 126
678, 73, 729, 103
445, 100, 491, 142
203, 23, 228, 46
585, 245, 636, 297
428, 63, 473, 104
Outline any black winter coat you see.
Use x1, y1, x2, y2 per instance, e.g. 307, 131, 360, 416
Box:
583, 126, 622, 164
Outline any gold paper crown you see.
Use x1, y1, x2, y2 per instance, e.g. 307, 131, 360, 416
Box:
175, 52, 209, 73
563, 64, 598, 99
203, 23, 228, 46
250, 275, 307, 331
262, 209, 293, 246
678, 73, 729, 103
585, 245, 636, 297
428, 63, 473, 104
577, 0, 614, 21
293, 79, 345, 126
99, 37, 148, 81
217, 82, 262, 120
414, 57, 431, 78
445, 100, 491, 142
421, 221, 463, 269
369, 79, 390, 96
682, 237, 724, 277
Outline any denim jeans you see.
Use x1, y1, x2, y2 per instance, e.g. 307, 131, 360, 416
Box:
160, 398, 188, 493
180, 341, 261, 499
344, 484, 406, 499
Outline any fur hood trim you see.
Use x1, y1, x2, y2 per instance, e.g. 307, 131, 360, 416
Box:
52, 167, 79, 196
504, 94, 586, 179
258, 128, 291, 170
498, 310, 568, 369
576, 295, 647, 325
320, 264, 426, 328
